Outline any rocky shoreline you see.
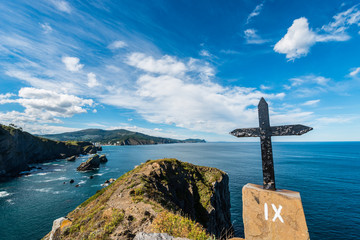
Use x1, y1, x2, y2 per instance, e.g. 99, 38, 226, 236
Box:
0, 124, 101, 181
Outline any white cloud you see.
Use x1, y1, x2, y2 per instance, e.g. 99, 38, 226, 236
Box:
260, 85, 271, 90
349, 67, 360, 77
274, 18, 317, 60
246, 3, 264, 24
126, 52, 187, 76
244, 29, 268, 44
102, 54, 287, 134
40, 23, 52, 34
275, 5, 360, 60
108, 40, 127, 49
62, 56, 84, 72
0, 88, 94, 126
51, 0, 71, 13
87, 72, 100, 88
321, 5, 360, 40
0, 93, 15, 100
285, 75, 331, 97
199, 50, 211, 57
302, 99, 320, 106
288, 75, 330, 88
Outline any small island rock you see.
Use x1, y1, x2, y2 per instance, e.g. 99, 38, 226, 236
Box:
77, 154, 100, 171
69, 179, 74, 184
99, 154, 108, 163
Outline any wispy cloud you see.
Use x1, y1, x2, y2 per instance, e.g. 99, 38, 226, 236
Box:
349, 67, 360, 77
51, 0, 71, 13
108, 40, 127, 49
246, 2, 264, 24
244, 29, 268, 44
126, 52, 187, 76
275, 5, 360, 60
284, 75, 331, 97
199, 49, 211, 57
40, 23, 52, 34
302, 99, 320, 106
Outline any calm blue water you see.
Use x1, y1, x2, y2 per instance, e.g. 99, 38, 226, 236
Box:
0, 142, 359, 240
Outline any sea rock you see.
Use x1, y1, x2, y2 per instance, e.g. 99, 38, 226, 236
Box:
242, 183, 309, 240
75, 184, 80, 187
89, 175, 94, 179
96, 146, 102, 151
76, 154, 100, 171
48, 217, 72, 240
99, 154, 108, 163
46, 158, 233, 239
104, 178, 115, 185
82, 145, 98, 154
66, 156, 76, 162
134, 232, 190, 240
70, 179, 74, 184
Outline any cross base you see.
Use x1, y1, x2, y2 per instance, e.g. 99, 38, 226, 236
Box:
242, 183, 310, 240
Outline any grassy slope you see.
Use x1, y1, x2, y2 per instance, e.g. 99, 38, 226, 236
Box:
52, 158, 226, 240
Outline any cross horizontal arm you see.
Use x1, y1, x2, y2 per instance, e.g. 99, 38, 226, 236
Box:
230, 128, 261, 137
270, 124, 313, 136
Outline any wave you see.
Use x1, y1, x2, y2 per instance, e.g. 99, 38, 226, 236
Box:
33, 188, 66, 194
41, 176, 68, 182
79, 180, 87, 185
35, 172, 48, 176
0, 191, 12, 198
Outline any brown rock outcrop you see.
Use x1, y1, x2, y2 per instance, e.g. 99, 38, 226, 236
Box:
44, 158, 233, 240
76, 154, 100, 171
99, 154, 108, 163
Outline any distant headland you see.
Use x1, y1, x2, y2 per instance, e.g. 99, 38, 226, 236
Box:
41, 128, 206, 146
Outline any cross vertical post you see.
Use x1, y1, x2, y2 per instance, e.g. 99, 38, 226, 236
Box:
258, 98, 276, 190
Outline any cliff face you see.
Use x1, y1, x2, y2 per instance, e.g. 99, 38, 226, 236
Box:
0, 125, 96, 178
44, 159, 233, 240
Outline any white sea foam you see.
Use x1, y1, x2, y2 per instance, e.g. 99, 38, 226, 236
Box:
36, 172, 48, 176
6, 199, 15, 205
54, 169, 65, 172
0, 191, 11, 198
41, 176, 67, 182
79, 180, 87, 185
34, 188, 52, 193
93, 173, 104, 176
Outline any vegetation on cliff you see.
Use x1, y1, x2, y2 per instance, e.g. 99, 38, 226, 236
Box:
44, 158, 232, 240
0, 124, 97, 178
41, 128, 206, 145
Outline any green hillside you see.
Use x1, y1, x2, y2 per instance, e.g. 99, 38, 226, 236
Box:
41, 129, 206, 145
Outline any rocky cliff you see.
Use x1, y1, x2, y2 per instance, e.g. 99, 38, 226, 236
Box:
0, 124, 96, 178
44, 158, 233, 240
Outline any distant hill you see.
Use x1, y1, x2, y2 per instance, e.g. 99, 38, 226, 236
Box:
41, 129, 206, 145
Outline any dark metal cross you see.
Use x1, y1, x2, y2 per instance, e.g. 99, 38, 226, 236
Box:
230, 98, 313, 190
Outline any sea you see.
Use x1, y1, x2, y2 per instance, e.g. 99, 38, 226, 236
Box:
0, 142, 359, 240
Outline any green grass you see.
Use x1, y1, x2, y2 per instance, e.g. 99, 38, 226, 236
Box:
151, 211, 213, 240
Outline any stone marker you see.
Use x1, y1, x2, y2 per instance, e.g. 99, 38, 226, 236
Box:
230, 98, 312, 240
242, 183, 309, 240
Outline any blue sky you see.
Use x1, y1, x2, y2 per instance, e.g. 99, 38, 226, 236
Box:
1, 0, 360, 141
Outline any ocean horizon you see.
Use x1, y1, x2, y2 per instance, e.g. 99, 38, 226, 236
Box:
0, 142, 359, 239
